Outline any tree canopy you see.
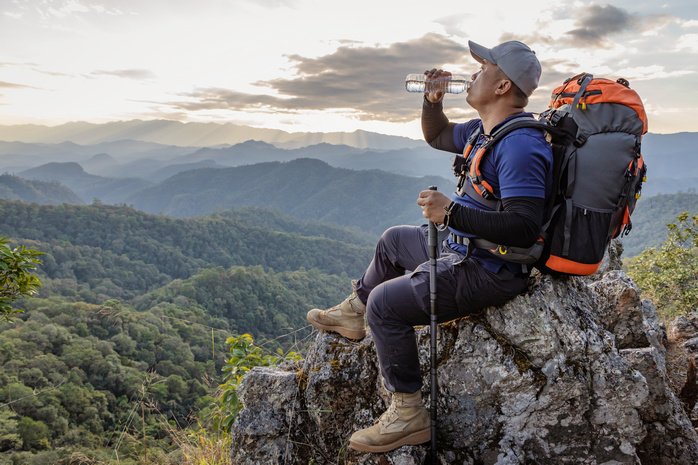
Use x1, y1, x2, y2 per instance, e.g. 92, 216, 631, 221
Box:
0, 237, 42, 321
627, 211, 698, 320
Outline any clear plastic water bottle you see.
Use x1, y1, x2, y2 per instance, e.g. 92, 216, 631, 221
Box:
405, 74, 471, 94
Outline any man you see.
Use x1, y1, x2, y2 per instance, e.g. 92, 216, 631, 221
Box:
307, 40, 552, 453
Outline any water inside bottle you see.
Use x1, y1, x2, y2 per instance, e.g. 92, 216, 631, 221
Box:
405, 74, 470, 94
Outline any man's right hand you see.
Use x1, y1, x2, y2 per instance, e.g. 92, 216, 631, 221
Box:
424, 68, 452, 103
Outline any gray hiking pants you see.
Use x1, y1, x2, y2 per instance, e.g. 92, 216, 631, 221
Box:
355, 225, 528, 394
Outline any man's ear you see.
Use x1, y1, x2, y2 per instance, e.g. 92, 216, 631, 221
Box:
495, 79, 512, 96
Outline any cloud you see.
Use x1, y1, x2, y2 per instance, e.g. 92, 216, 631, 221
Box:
564, 4, 640, 47
614, 65, 695, 80
91, 69, 157, 80
0, 61, 40, 68
169, 89, 292, 112
36, 0, 127, 19
34, 68, 75, 78
434, 13, 473, 38
248, 0, 302, 8
677, 34, 698, 53
164, 33, 472, 123
0, 81, 39, 90
505, 4, 668, 51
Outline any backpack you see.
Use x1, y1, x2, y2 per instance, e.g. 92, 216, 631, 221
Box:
452, 73, 648, 276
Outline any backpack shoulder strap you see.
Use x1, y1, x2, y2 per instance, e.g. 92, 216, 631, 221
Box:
460, 116, 548, 203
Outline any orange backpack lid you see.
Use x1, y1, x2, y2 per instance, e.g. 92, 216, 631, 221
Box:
549, 77, 648, 134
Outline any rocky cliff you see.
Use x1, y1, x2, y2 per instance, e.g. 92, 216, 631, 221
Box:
229, 244, 698, 464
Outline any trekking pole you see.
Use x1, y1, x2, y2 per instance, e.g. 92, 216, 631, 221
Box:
427, 185, 438, 464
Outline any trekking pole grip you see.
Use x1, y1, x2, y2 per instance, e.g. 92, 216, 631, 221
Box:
427, 185, 438, 247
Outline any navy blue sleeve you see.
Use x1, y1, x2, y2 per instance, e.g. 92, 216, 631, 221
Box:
493, 131, 552, 200
452, 119, 481, 153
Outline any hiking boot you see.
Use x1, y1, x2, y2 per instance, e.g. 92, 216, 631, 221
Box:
349, 391, 431, 453
307, 280, 367, 340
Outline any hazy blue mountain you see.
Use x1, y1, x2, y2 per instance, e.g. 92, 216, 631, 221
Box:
642, 132, 698, 178
1, 121, 696, 195
622, 191, 698, 257
19, 162, 152, 204
123, 158, 455, 236
85, 156, 224, 182
0, 173, 83, 205
0, 139, 199, 175
146, 160, 224, 182
0, 140, 90, 172
177, 140, 453, 179
81, 152, 118, 171
640, 177, 698, 198
0, 119, 424, 150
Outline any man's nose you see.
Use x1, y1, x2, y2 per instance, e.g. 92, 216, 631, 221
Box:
471, 71, 480, 81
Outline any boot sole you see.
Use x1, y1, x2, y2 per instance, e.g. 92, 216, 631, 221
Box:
349, 427, 431, 453
307, 315, 366, 340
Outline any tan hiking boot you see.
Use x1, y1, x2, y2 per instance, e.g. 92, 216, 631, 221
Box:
307, 280, 367, 340
349, 391, 431, 453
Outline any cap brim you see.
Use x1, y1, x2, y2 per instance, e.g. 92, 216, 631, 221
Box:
468, 41, 494, 64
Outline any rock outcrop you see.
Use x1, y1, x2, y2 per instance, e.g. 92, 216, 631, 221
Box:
230, 246, 698, 464
667, 311, 698, 426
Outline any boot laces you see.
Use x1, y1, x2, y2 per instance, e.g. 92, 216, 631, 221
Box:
325, 296, 351, 317
377, 399, 400, 427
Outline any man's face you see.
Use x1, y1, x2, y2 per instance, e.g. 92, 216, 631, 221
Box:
465, 60, 505, 110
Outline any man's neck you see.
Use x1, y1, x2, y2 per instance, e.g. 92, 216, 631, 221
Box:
479, 105, 525, 134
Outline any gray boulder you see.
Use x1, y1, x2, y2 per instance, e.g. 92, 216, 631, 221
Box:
230, 270, 698, 464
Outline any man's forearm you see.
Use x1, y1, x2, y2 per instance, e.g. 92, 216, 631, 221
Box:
421, 96, 458, 153
449, 196, 544, 247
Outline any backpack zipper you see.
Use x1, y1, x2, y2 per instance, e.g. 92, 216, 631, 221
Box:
556, 90, 602, 99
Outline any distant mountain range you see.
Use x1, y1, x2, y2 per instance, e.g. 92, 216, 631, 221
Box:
0, 119, 424, 150
1, 120, 695, 197
18, 162, 151, 204
3, 158, 452, 236
0, 119, 696, 253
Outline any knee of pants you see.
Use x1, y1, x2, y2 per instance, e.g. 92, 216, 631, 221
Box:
365, 281, 388, 327
377, 226, 400, 251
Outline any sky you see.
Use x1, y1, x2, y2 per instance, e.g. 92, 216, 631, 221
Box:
1, 0, 697, 140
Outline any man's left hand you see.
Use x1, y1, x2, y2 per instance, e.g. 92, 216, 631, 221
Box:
417, 189, 451, 223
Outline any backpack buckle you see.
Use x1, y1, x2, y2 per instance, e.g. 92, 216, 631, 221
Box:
452, 155, 468, 177
480, 188, 495, 201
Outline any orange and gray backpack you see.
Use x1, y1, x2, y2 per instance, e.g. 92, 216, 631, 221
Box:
453, 73, 648, 276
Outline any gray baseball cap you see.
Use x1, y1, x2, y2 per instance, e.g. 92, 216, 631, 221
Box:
468, 40, 541, 96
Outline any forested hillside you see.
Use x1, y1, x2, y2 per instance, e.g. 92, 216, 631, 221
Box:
0, 166, 695, 462
122, 158, 452, 236
18, 162, 152, 205
0, 174, 82, 205
6, 153, 694, 256
9, 157, 453, 237
0, 266, 348, 463
0, 200, 372, 300
0, 199, 368, 463
621, 191, 698, 257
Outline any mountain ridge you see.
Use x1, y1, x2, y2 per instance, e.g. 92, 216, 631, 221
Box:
18, 162, 152, 204
0, 119, 425, 150
120, 158, 454, 236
